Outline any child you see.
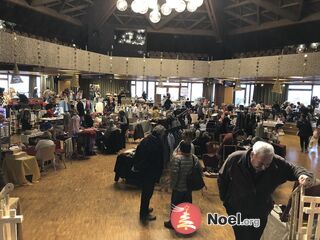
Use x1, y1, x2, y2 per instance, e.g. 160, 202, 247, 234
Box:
308, 130, 319, 160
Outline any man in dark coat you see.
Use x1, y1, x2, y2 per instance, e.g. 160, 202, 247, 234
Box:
134, 125, 166, 223
218, 141, 314, 240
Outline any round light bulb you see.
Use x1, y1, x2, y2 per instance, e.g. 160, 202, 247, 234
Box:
139, 2, 149, 14
161, 3, 172, 15
149, 10, 161, 23
116, 0, 128, 11
175, 0, 186, 12
131, 0, 140, 13
148, 0, 158, 9
166, 0, 178, 9
187, 1, 197, 12
192, 0, 203, 7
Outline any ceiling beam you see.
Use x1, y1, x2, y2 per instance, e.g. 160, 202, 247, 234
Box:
5, 0, 82, 26
188, 16, 207, 29
153, 12, 181, 30
224, 0, 252, 10
30, 0, 60, 6
96, 0, 117, 28
114, 25, 216, 36
249, 0, 299, 21
229, 11, 320, 35
205, 0, 222, 41
225, 10, 257, 25
61, 4, 89, 14
113, 13, 124, 25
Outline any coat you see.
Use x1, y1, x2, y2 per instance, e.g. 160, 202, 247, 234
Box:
134, 134, 164, 182
218, 149, 313, 217
297, 119, 313, 138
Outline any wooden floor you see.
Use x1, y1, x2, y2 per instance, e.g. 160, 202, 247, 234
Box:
11, 135, 320, 240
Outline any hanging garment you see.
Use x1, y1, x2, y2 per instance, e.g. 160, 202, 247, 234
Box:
95, 102, 104, 114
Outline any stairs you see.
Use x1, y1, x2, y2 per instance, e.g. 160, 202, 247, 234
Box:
283, 123, 298, 135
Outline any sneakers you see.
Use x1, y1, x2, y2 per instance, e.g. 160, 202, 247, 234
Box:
164, 221, 173, 229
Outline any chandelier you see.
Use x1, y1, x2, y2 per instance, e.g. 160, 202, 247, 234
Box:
116, 0, 204, 23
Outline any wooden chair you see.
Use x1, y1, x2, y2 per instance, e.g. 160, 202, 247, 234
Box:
289, 184, 320, 240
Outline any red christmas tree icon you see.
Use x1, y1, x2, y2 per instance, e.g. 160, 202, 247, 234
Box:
177, 206, 196, 231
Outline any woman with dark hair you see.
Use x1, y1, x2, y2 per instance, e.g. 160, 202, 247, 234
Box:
118, 110, 129, 149
297, 114, 313, 152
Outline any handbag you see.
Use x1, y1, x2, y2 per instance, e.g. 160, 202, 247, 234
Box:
186, 155, 205, 191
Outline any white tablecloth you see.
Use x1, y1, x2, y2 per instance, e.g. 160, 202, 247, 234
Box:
261, 209, 289, 240
263, 121, 277, 128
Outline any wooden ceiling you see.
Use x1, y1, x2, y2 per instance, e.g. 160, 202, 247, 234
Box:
3, 0, 320, 38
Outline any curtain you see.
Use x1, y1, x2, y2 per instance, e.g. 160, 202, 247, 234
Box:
253, 84, 288, 105
80, 75, 130, 99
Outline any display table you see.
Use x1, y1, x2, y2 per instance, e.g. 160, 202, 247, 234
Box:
261, 209, 289, 240
20, 131, 44, 145
263, 121, 277, 128
2, 151, 41, 186
39, 116, 64, 122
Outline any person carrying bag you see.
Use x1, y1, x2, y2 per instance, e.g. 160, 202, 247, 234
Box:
164, 141, 204, 229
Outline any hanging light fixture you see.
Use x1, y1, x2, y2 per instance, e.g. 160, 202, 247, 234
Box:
272, 78, 282, 94
234, 78, 242, 91
11, 62, 23, 84
116, 0, 203, 22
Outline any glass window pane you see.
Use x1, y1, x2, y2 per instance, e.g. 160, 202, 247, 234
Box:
156, 87, 167, 96
36, 76, 41, 97
180, 87, 189, 99
0, 80, 8, 92
191, 83, 203, 101
288, 90, 312, 106
168, 88, 179, 101
131, 86, 136, 97
250, 85, 254, 104
245, 84, 250, 105
163, 82, 180, 87
148, 82, 155, 100
136, 81, 143, 98
8, 75, 30, 97
181, 83, 188, 87
235, 90, 245, 106
312, 85, 320, 97
143, 81, 147, 91
288, 85, 312, 90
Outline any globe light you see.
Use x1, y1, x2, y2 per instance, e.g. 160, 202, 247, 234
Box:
148, 0, 158, 9
131, 0, 140, 13
161, 3, 172, 16
187, 1, 197, 12
139, 2, 149, 14
166, 0, 179, 9
149, 10, 161, 23
116, 0, 128, 11
175, 0, 186, 12
192, 0, 203, 7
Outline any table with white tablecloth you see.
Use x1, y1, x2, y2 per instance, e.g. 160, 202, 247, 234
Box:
261, 209, 289, 240
20, 131, 44, 145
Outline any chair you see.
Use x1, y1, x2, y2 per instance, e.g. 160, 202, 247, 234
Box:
54, 140, 67, 168
36, 145, 56, 171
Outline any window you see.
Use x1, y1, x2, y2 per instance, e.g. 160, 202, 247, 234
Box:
235, 89, 245, 106
288, 85, 312, 90
312, 85, 320, 97
148, 82, 155, 100
168, 88, 179, 101
136, 81, 143, 98
131, 85, 136, 97
8, 75, 30, 97
36, 76, 41, 97
156, 87, 167, 96
288, 90, 312, 106
191, 83, 203, 101
180, 87, 189, 99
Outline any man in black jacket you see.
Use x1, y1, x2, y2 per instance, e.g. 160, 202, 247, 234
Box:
218, 141, 314, 240
134, 125, 166, 223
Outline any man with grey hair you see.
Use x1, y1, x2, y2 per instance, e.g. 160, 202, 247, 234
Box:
218, 141, 313, 240
134, 125, 166, 223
